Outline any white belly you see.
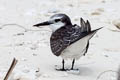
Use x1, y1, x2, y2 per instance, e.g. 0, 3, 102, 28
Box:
61, 39, 87, 60
60, 33, 95, 60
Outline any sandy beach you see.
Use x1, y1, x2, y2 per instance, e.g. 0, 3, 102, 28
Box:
0, 0, 120, 80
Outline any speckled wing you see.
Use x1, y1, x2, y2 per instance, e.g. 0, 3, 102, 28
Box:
70, 18, 92, 45
50, 18, 92, 56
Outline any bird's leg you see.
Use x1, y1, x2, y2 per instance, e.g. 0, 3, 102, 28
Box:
70, 59, 79, 71
71, 59, 75, 70
62, 59, 65, 70
56, 59, 67, 71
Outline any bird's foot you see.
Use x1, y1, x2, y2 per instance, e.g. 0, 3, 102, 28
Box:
56, 68, 69, 71
56, 68, 79, 71
70, 68, 79, 71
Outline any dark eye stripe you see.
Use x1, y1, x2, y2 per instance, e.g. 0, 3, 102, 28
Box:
55, 19, 61, 22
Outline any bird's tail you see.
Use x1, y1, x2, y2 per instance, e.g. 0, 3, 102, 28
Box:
85, 27, 103, 40
80, 18, 91, 33
80, 18, 103, 39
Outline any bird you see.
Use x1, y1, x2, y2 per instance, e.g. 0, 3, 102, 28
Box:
33, 13, 102, 71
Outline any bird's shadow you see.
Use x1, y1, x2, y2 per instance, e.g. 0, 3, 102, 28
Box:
54, 65, 93, 76
76, 66, 93, 76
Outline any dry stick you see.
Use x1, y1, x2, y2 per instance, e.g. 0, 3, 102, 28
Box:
117, 67, 120, 80
4, 58, 18, 80
96, 70, 117, 80
0, 23, 51, 32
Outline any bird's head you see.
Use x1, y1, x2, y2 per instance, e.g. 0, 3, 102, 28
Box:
33, 14, 72, 32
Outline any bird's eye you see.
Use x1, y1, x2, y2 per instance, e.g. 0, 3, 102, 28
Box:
55, 19, 61, 22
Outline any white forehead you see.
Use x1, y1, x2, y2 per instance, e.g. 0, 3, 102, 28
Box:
50, 15, 63, 20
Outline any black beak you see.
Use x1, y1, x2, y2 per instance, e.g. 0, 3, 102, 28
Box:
33, 21, 52, 27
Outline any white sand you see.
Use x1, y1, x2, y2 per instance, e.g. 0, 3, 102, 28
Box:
0, 0, 120, 80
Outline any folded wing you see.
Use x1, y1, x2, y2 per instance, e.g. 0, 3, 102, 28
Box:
50, 18, 102, 56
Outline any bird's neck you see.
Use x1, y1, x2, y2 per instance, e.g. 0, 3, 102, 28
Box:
49, 22, 65, 32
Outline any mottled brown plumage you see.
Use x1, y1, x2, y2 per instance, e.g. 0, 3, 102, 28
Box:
50, 18, 99, 56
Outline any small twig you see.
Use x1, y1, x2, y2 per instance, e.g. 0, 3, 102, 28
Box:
0, 24, 27, 31
96, 70, 117, 80
115, 25, 120, 30
4, 58, 18, 80
0, 23, 51, 32
117, 67, 120, 80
